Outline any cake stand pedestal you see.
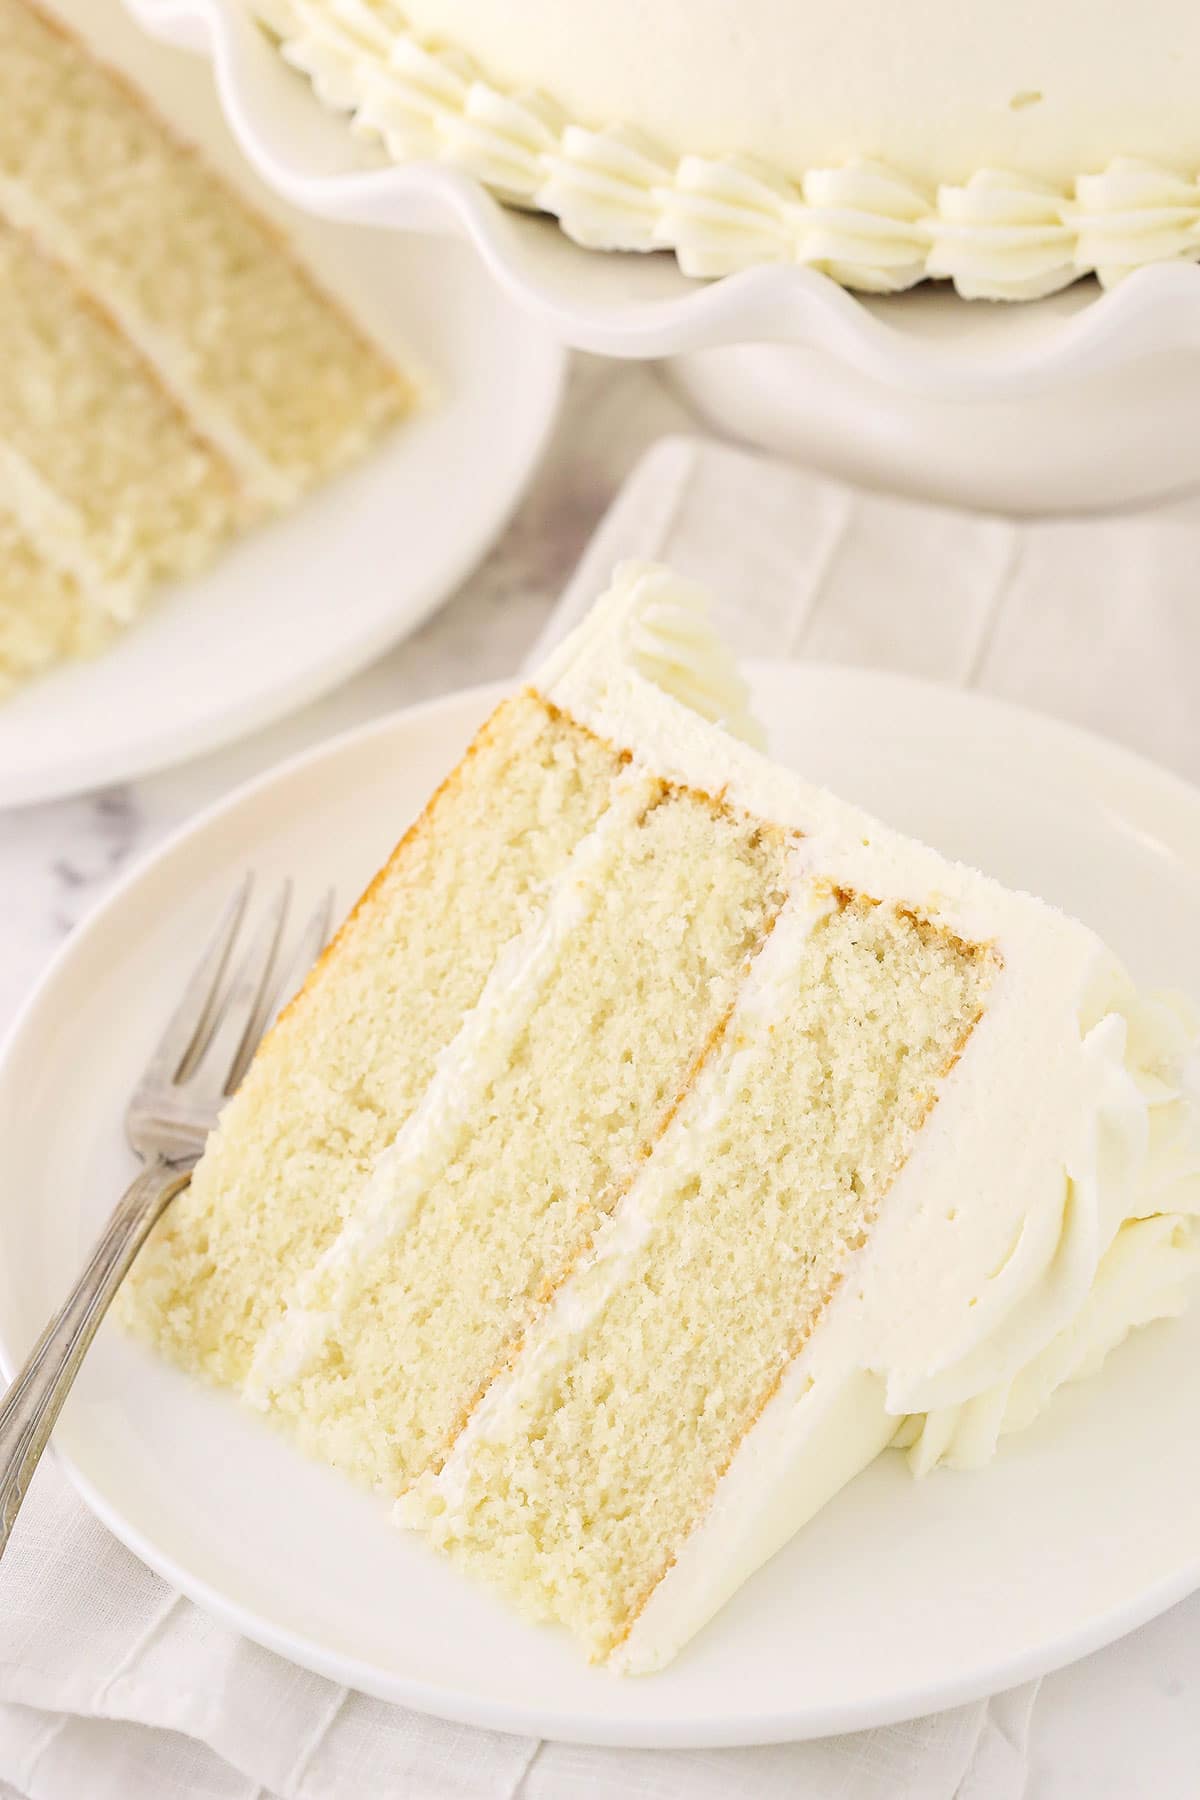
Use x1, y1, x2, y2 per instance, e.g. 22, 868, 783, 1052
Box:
664, 329, 1200, 514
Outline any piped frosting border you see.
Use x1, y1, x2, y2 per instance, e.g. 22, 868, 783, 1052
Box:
259, 0, 1200, 299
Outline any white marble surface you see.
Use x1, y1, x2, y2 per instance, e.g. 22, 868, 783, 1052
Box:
1, 354, 1198, 1798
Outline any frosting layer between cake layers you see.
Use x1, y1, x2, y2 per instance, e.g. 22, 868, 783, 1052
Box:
401, 562, 1200, 1671
256, 0, 1200, 296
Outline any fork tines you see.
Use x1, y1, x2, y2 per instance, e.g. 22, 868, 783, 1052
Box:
144, 875, 335, 1102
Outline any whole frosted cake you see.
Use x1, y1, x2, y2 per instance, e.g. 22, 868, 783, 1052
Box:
122, 563, 1200, 1671
257, 0, 1200, 297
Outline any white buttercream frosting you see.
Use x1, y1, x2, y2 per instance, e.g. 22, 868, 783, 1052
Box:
255, 0, 1200, 297
926, 171, 1079, 301
1067, 159, 1200, 288
539, 562, 764, 748
403, 560, 1200, 1672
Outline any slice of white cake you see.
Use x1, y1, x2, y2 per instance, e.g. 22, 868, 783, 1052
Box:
0, 0, 411, 692
0, 0, 409, 509
0, 223, 239, 618
121, 562, 1200, 1672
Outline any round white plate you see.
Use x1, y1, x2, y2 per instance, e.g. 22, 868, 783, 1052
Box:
0, 0, 564, 810
1, 666, 1199, 1747
128, 0, 1200, 512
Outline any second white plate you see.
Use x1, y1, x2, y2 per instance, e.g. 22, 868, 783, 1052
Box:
1, 666, 1199, 1746
0, 0, 564, 810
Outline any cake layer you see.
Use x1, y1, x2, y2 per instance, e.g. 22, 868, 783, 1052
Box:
0, 0, 408, 507
248, 775, 789, 1490
265, 0, 1200, 296
0, 222, 237, 612
0, 507, 104, 692
119, 694, 622, 1381
404, 889, 995, 1658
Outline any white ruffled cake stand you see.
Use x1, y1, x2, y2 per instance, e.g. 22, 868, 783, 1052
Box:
131, 0, 1200, 515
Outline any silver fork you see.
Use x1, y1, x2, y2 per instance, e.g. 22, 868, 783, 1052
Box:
0, 874, 333, 1561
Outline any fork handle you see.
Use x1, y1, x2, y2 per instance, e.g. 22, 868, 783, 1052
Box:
0, 1157, 193, 1561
